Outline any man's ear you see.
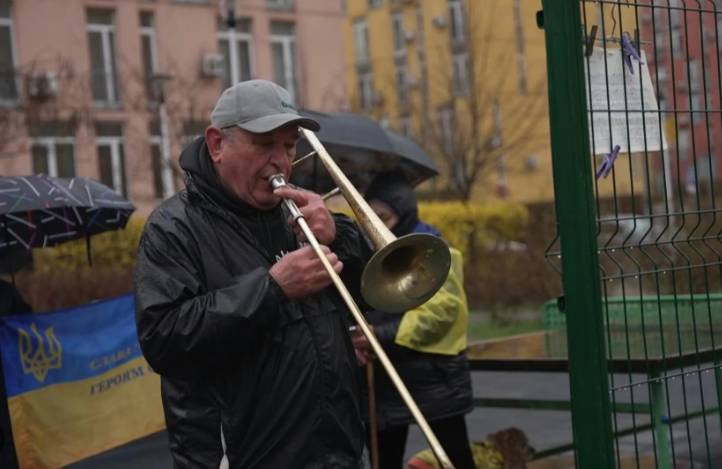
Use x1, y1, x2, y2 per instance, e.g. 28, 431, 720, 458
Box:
205, 127, 224, 163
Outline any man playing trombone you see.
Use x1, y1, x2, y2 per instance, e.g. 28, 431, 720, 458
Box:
134, 80, 367, 468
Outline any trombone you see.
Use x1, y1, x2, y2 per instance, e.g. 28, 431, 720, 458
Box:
268, 128, 455, 469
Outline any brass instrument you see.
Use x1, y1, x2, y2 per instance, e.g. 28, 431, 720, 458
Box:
267, 128, 455, 469
299, 129, 451, 314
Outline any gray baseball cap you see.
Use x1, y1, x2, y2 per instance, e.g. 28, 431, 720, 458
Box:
210, 80, 320, 133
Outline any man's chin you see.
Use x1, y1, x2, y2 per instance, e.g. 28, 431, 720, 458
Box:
254, 194, 282, 210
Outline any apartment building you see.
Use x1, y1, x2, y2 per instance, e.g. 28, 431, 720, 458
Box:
0, 0, 347, 215
344, 0, 553, 202
640, 3, 722, 196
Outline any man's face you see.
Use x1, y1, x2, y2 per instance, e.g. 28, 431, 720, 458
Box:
368, 199, 399, 230
209, 125, 300, 209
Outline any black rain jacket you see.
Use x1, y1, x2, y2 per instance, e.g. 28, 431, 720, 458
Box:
363, 172, 473, 429
134, 137, 366, 468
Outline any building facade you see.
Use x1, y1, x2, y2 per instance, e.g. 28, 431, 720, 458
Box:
0, 0, 347, 215
640, 2, 722, 198
343, 0, 554, 202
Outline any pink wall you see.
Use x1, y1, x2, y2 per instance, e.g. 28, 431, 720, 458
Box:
0, 0, 348, 215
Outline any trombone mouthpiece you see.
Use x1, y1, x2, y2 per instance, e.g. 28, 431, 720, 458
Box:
268, 174, 287, 190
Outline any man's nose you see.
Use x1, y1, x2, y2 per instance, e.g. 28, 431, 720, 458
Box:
268, 143, 290, 167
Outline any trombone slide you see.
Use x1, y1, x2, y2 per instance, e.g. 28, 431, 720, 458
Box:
269, 174, 455, 469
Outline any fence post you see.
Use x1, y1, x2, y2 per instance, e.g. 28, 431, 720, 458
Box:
540, 1, 615, 467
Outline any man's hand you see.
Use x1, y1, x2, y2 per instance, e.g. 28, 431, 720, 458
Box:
269, 245, 342, 298
273, 185, 336, 245
350, 326, 374, 367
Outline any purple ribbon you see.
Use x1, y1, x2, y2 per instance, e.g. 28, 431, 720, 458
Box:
596, 145, 621, 180
621, 32, 643, 74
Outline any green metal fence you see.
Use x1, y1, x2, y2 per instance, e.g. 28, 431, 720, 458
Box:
542, 0, 722, 467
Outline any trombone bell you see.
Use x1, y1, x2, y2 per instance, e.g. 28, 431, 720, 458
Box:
362, 233, 450, 313
298, 128, 451, 314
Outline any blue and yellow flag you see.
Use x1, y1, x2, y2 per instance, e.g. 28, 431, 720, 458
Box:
0, 294, 164, 468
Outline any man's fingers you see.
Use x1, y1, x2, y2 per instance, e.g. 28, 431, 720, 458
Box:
274, 186, 311, 206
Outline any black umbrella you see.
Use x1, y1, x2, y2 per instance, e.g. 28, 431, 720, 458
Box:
293, 110, 437, 193
383, 127, 438, 184
0, 175, 135, 267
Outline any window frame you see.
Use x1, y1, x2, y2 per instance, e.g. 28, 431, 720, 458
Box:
139, 11, 159, 101
452, 52, 470, 96
96, 134, 127, 195
0, 6, 18, 104
270, 23, 297, 103
148, 133, 165, 199
87, 10, 120, 106
448, 0, 465, 44
438, 107, 454, 153
353, 18, 369, 65
31, 136, 76, 177
218, 20, 255, 88
359, 71, 374, 111
392, 12, 406, 57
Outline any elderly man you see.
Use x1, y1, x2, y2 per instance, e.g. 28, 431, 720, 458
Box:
135, 80, 366, 468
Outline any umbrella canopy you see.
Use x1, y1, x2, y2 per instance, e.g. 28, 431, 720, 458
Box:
293, 110, 437, 193
0, 175, 135, 252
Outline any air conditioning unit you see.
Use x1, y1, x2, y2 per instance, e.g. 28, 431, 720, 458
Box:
200, 53, 225, 78
407, 76, 420, 89
404, 30, 415, 43
525, 154, 540, 171
432, 16, 447, 29
26, 73, 58, 99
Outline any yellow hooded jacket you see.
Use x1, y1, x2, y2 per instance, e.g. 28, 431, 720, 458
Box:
394, 247, 468, 355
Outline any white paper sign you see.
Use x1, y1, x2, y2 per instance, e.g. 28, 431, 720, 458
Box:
586, 47, 668, 155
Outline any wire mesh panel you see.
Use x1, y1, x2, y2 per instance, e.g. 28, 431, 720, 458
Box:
545, 0, 722, 467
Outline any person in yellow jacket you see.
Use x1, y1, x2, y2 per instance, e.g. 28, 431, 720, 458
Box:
353, 171, 475, 469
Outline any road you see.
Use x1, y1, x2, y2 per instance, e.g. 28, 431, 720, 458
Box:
69, 368, 721, 468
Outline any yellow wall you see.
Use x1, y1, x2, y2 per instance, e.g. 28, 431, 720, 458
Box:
344, 0, 641, 204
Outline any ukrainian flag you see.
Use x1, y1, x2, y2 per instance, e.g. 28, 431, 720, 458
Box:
0, 294, 164, 468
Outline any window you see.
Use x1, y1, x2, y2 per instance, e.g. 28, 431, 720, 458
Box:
218, 18, 253, 89
266, 0, 293, 9
512, 0, 528, 95
399, 115, 413, 137
149, 118, 175, 199
652, 8, 668, 61
452, 52, 469, 95
139, 11, 158, 101
87, 8, 120, 105
395, 65, 409, 106
689, 59, 704, 123
30, 122, 76, 178
0, 0, 16, 102
448, 0, 465, 43
270, 22, 297, 103
353, 19, 369, 65
148, 120, 164, 199
438, 107, 454, 153
95, 123, 127, 196
392, 13, 405, 56
670, 1, 683, 53
358, 71, 374, 111
369, 0, 382, 7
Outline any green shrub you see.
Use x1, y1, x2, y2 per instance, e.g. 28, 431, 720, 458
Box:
32, 216, 145, 272
418, 201, 529, 258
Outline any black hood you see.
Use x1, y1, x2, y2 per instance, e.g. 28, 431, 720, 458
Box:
364, 171, 418, 237
178, 136, 290, 262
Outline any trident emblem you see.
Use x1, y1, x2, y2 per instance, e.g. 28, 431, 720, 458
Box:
18, 323, 63, 382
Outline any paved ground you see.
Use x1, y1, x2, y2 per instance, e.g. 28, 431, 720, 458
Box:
68, 364, 722, 468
